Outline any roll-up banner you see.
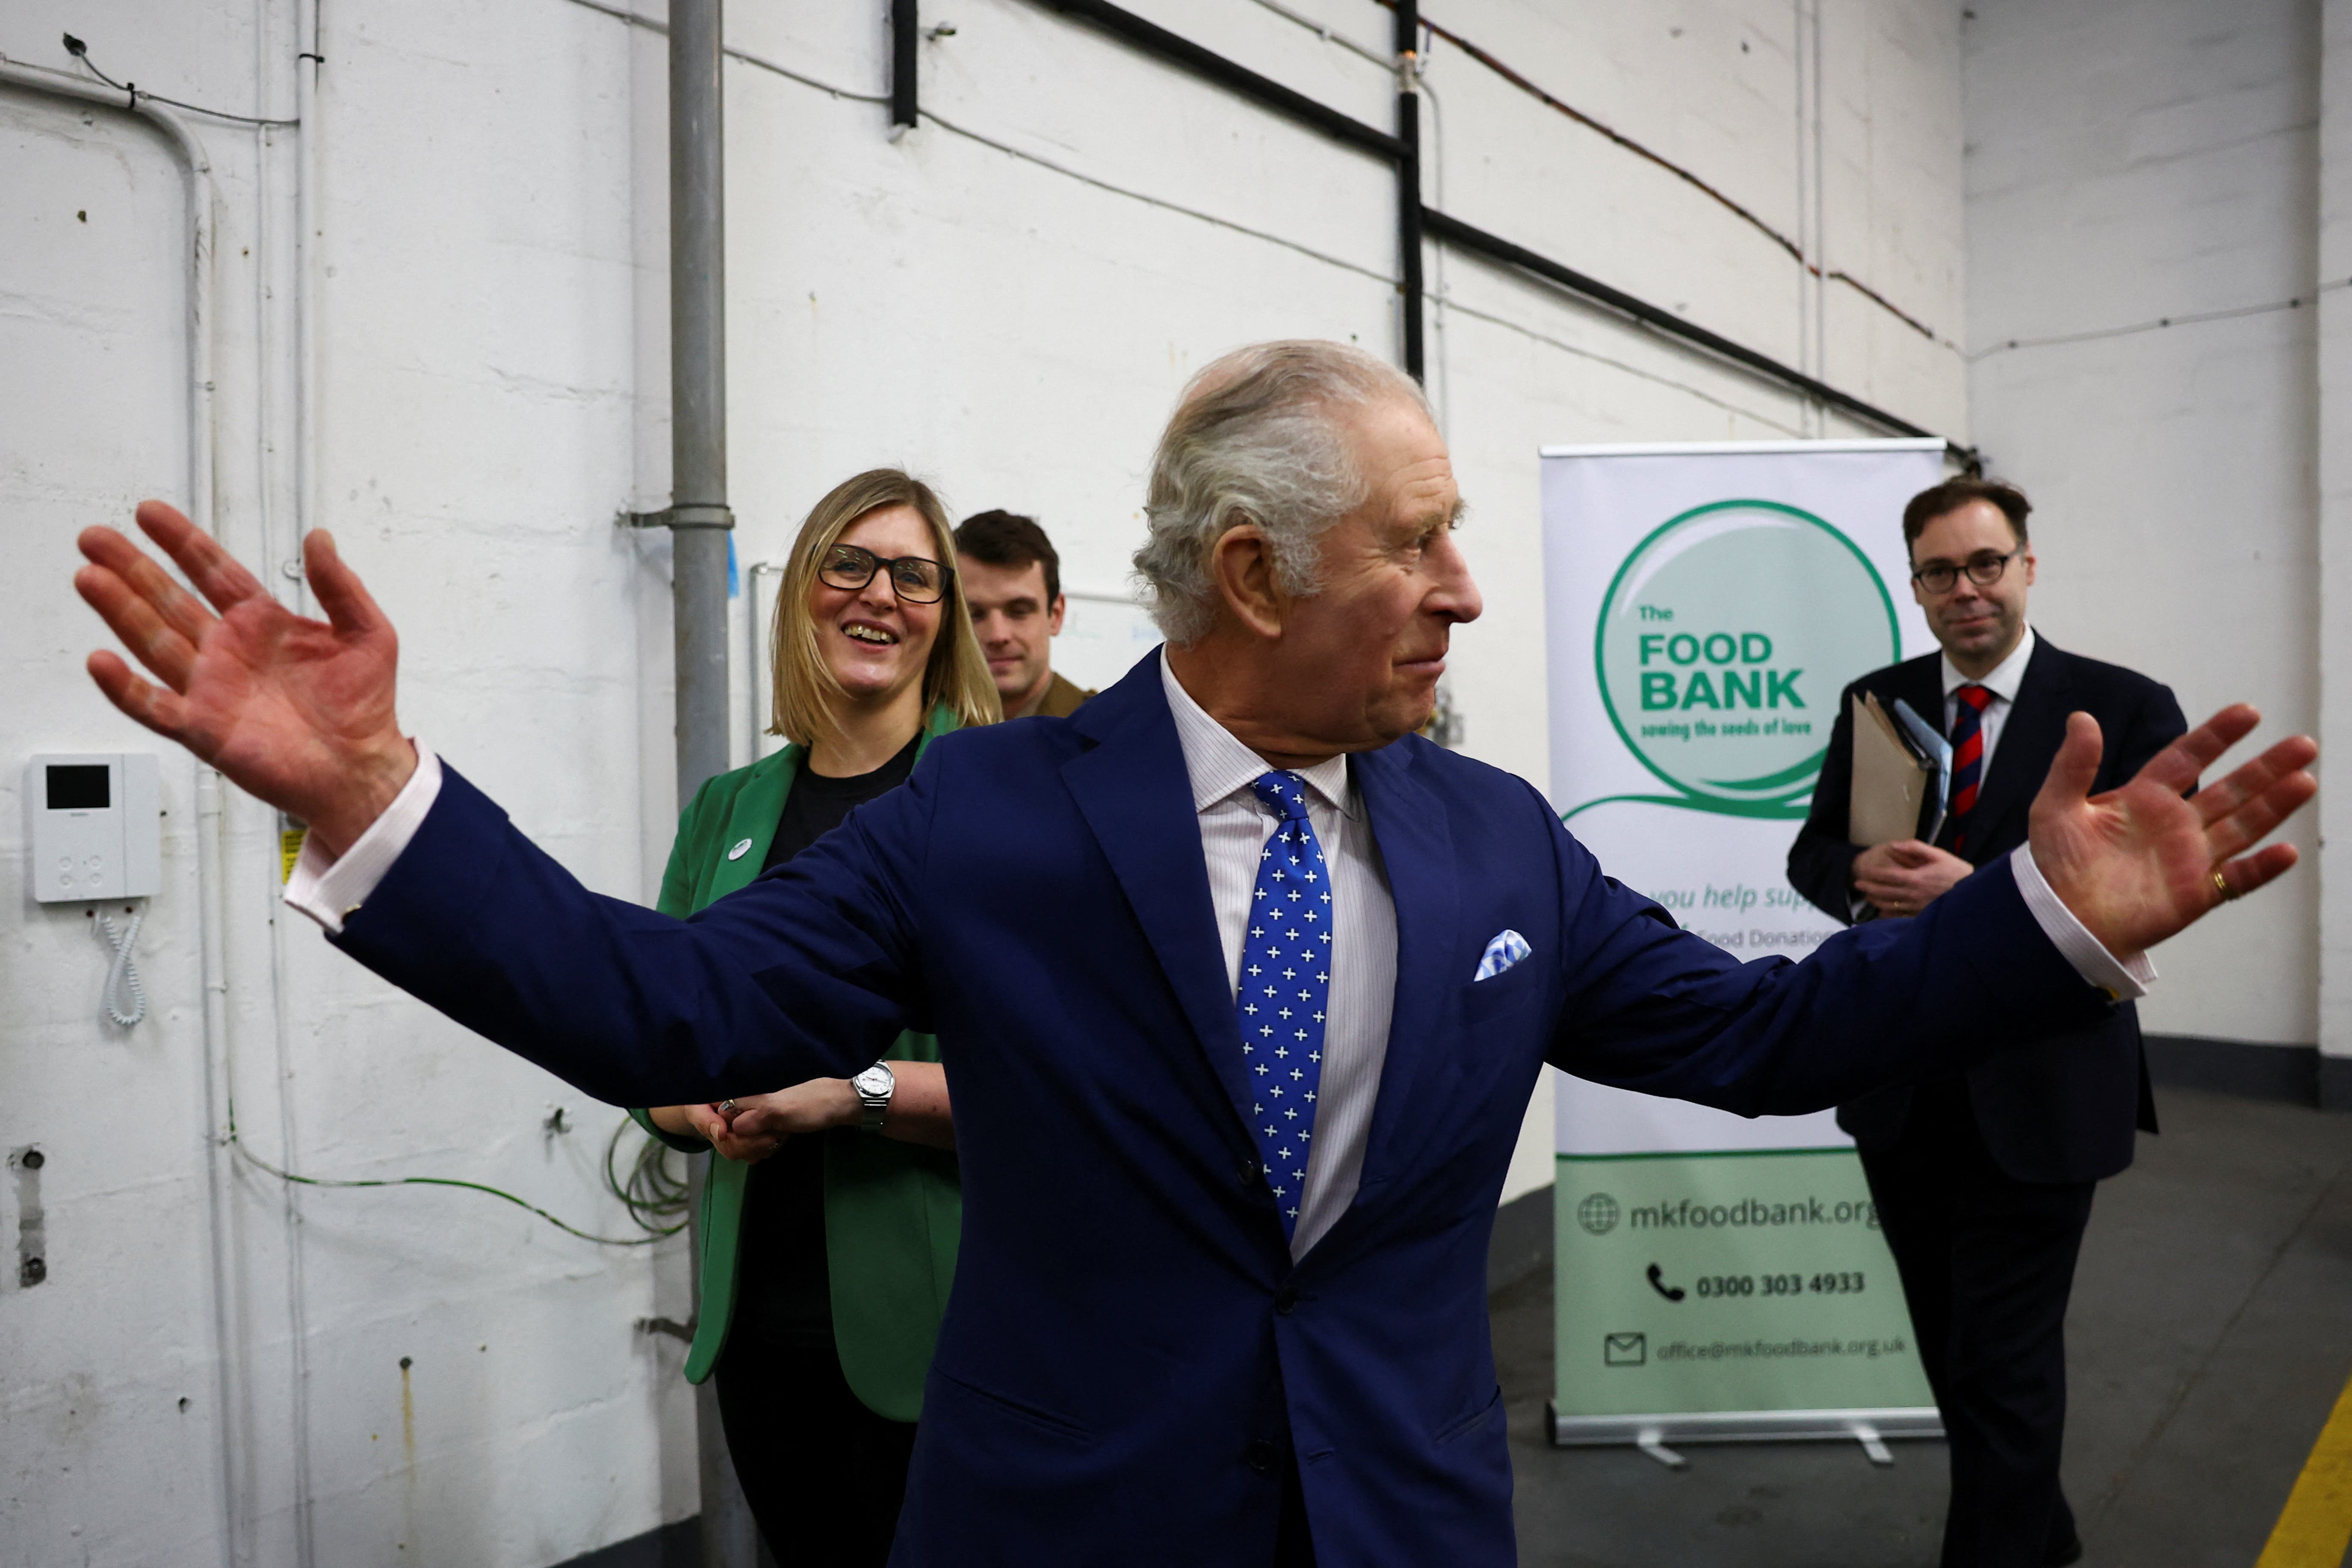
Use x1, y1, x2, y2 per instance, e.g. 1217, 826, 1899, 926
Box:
1540, 439, 1948, 1465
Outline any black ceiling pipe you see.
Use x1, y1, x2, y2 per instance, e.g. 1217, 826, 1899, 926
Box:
1027, 0, 1407, 161
1422, 208, 1942, 443
1009, 0, 1961, 455
1395, 0, 1425, 381
892, 0, 919, 130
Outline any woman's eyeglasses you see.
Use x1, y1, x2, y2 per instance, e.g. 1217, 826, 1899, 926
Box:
1910, 546, 2022, 595
818, 543, 951, 604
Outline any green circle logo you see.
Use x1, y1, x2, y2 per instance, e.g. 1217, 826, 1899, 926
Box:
1593, 500, 1898, 816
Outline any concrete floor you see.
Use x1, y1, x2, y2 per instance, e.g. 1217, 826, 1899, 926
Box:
1495, 1087, 2352, 1568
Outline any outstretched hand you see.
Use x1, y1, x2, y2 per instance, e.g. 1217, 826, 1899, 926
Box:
2030, 705, 2317, 958
75, 501, 415, 858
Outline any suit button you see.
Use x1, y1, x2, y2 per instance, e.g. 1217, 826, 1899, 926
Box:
1274, 1285, 1299, 1316
1243, 1439, 1277, 1476
1234, 1157, 1260, 1188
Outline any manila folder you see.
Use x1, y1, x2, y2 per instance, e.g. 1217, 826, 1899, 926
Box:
1848, 692, 1932, 846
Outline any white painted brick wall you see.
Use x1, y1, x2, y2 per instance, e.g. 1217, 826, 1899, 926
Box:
1966, 0, 2321, 1048
2323, 0, 2352, 1075
0, 1, 1966, 1561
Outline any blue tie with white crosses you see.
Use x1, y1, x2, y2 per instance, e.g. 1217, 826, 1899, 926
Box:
1238, 771, 1331, 1239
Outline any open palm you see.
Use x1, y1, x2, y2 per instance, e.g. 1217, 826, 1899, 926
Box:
2029, 706, 2317, 958
76, 501, 415, 855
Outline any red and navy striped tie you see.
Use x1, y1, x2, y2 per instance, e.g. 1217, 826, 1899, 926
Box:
1946, 683, 1994, 853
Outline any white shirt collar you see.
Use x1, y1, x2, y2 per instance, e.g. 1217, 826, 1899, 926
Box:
1159, 651, 1357, 818
1942, 624, 2036, 706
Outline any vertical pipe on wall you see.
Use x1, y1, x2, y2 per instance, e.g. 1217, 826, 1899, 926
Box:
296, 0, 323, 617
133, 86, 243, 1568
664, 4, 750, 1566
0, 68, 217, 533
669, 0, 735, 811
278, 18, 326, 1558
1419, 59, 1451, 437
195, 769, 247, 1568
892, 0, 920, 132
1395, 0, 1424, 381
0, 61, 249, 1568
1792, 0, 1826, 435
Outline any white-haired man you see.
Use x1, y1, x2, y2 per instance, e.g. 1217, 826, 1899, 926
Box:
73, 342, 2313, 1568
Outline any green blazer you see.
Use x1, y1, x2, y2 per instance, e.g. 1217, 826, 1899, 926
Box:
630, 706, 961, 1420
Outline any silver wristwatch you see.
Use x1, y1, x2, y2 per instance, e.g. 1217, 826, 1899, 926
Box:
850, 1061, 895, 1133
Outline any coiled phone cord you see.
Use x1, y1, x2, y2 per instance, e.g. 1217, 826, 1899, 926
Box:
95, 907, 146, 1027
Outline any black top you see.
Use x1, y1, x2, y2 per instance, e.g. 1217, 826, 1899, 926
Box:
734, 732, 924, 1348
1783, 635, 2184, 1183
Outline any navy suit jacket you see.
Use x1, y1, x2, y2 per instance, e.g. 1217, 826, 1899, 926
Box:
333, 652, 2111, 1567
1785, 635, 2184, 1182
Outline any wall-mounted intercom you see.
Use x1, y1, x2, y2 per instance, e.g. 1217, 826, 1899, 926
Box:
25, 754, 160, 904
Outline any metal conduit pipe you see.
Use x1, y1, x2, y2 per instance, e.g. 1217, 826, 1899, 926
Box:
0, 55, 243, 1568
660, 3, 752, 1565
891, 0, 919, 132
283, 22, 327, 1556
0, 64, 217, 543
668, 0, 735, 808
1394, 0, 1424, 380
194, 766, 244, 1568
296, 1, 324, 616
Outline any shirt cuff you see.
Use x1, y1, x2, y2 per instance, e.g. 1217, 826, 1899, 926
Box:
283, 744, 444, 935
2006, 843, 2155, 1001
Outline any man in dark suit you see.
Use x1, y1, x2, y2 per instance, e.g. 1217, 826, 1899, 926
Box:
1788, 478, 2188, 1568
74, 348, 2310, 1568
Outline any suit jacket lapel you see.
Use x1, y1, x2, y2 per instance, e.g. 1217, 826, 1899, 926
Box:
1061, 655, 1259, 1128
709, 706, 958, 901
1349, 740, 1460, 1189
711, 748, 797, 901
1965, 634, 2071, 859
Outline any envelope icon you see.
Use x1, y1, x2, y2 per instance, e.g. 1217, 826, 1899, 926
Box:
1603, 1332, 1647, 1367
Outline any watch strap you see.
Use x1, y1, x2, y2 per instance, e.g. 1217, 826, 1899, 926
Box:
854, 1062, 894, 1133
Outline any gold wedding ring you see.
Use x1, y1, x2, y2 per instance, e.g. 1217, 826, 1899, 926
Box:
2210, 869, 2234, 903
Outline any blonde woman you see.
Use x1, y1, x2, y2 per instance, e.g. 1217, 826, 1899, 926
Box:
634, 469, 998, 1565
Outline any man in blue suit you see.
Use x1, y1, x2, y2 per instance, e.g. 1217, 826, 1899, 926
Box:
74, 342, 2314, 1567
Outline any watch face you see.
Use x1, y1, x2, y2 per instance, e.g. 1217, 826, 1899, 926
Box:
855, 1066, 892, 1098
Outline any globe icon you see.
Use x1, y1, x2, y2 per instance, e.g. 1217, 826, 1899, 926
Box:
1578, 1192, 1620, 1235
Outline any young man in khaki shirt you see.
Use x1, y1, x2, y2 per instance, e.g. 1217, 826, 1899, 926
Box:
955, 509, 1095, 718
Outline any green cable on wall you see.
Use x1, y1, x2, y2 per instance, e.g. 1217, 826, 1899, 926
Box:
224, 1101, 690, 1246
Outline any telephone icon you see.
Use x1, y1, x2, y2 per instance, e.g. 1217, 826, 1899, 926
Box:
1646, 1264, 1686, 1302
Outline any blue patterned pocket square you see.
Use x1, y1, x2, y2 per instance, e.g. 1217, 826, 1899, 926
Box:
1473, 929, 1531, 982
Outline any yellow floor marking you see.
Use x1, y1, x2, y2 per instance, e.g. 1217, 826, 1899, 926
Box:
2255, 1367, 2352, 1568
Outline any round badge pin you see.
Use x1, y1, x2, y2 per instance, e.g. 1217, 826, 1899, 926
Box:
727, 838, 753, 861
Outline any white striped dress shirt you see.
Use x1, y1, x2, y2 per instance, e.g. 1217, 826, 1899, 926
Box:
1159, 658, 1398, 1259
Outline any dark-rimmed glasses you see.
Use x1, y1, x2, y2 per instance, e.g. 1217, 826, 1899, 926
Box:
1910, 545, 2022, 595
818, 543, 952, 604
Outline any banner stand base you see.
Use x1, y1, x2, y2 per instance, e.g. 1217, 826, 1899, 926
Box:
1546, 1403, 1942, 1468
